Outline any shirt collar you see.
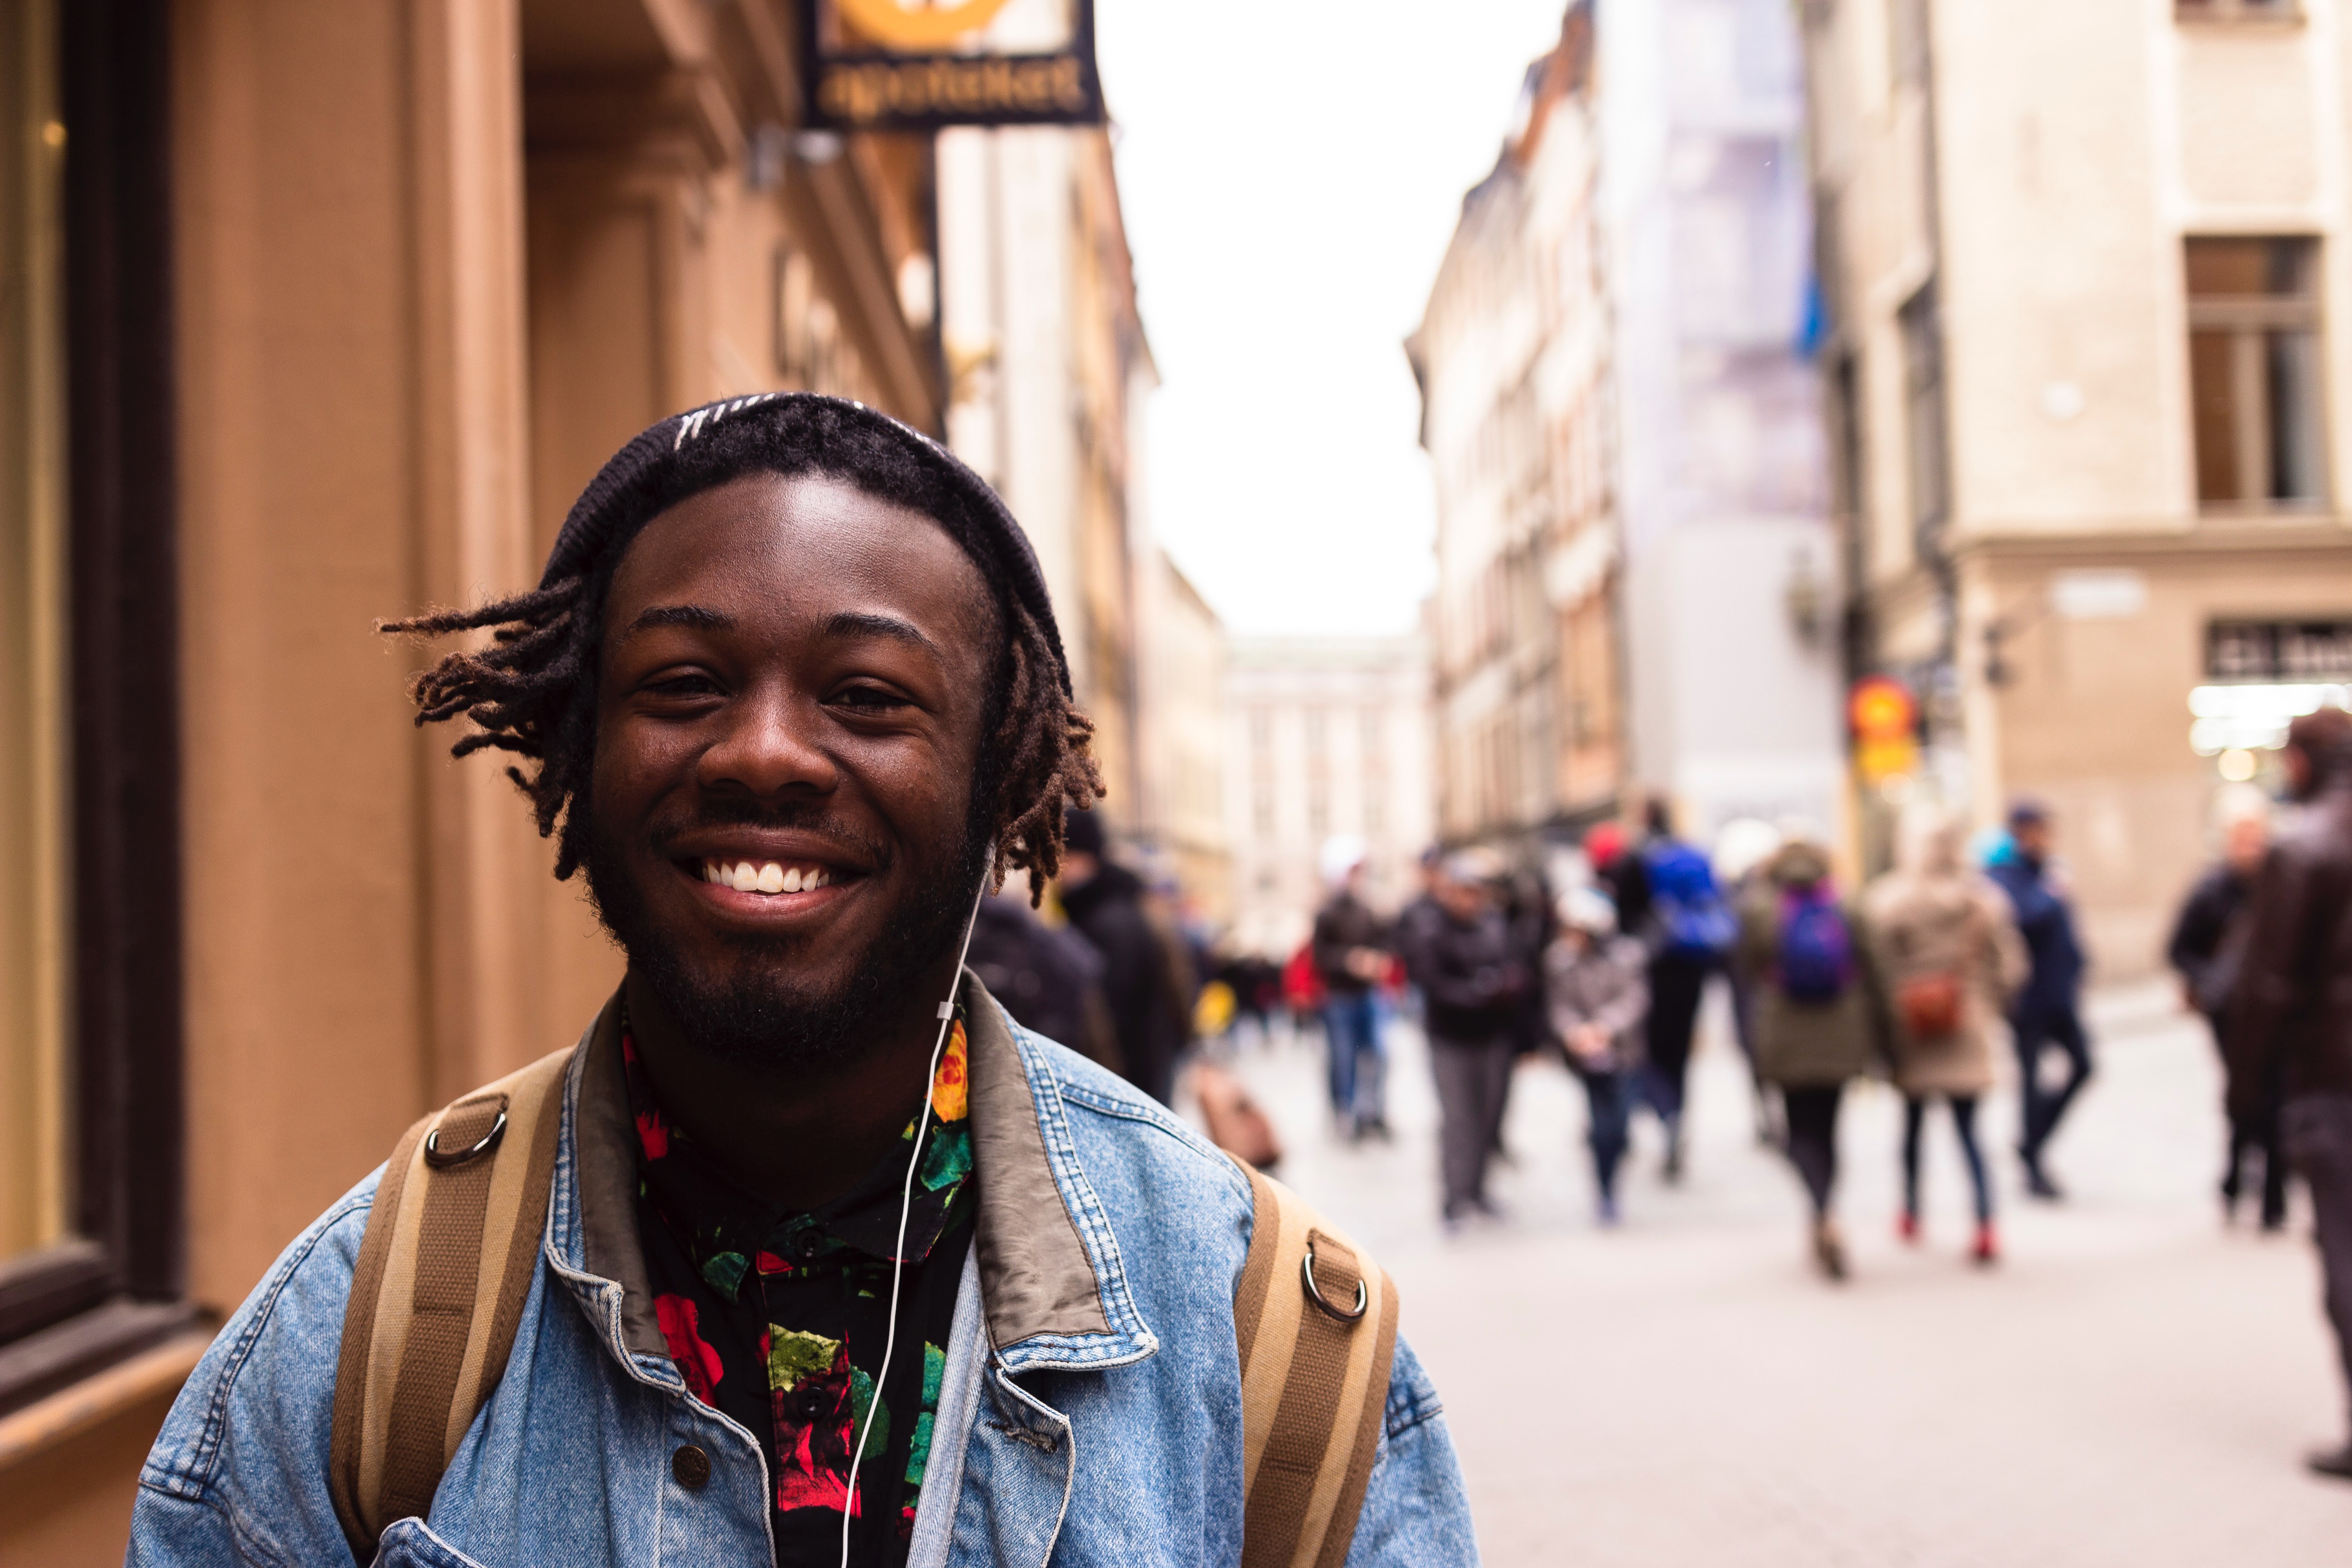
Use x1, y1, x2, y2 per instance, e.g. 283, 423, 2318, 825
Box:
617, 1003, 975, 1281
552, 971, 1158, 1375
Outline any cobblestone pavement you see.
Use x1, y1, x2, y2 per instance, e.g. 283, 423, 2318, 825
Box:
1207, 981, 2352, 1566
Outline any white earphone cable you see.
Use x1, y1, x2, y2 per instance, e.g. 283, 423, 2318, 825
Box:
840, 847, 992, 1568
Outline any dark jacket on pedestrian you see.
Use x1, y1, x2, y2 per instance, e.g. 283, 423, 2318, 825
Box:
965, 888, 1122, 1073
1397, 900, 1523, 1044
1060, 859, 1193, 1105
1987, 851, 2084, 1021
2169, 863, 2255, 1023
1735, 842, 1891, 1088
2226, 772, 2352, 1121
1311, 888, 1388, 996
1544, 934, 1648, 1075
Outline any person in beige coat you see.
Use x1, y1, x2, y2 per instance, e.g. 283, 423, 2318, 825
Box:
1864, 807, 2028, 1264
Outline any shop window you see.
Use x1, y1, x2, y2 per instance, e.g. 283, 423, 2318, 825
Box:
1, 0, 190, 1411
0, 0, 70, 1282
2187, 237, 2326, 510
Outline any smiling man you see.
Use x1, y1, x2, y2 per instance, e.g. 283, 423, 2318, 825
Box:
127, 396, 1475, 1568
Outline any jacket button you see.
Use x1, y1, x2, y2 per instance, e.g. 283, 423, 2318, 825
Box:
672, 1444, 711, 1490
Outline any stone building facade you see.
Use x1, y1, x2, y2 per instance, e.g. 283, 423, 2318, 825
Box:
1804, 0, 2352, 968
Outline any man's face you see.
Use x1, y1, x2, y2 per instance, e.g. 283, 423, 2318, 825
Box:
2224, 813, 2269, 873
1435, 875, 1487, 921
2013, 817, 2052, 860
583, 471, 998, 1065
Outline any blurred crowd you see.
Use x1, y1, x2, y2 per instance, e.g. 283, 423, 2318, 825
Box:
993, 712, 2352, 1481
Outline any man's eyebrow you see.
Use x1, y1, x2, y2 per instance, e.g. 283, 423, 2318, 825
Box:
823, 610, 940, 655
622, 603, 734, 637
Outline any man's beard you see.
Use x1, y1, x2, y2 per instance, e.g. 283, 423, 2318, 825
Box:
583, 795, 988, 1071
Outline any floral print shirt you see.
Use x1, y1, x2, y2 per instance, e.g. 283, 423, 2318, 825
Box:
622, 1012, 977, 1567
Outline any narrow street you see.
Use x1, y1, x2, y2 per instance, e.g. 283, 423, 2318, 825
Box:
1214, 984, 2352, 1566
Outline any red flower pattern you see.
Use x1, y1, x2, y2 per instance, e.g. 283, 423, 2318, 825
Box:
655, 1293, 723, 1404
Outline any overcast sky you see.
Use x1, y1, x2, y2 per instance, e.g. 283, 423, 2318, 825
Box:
1093, 1, 1571, 639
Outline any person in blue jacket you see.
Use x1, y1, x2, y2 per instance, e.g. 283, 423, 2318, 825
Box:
1985, 799, 2090, 1200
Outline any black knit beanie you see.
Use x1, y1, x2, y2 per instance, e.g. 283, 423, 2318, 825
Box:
539, 392, 1072, 697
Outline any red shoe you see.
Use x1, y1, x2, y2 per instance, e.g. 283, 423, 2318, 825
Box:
1971, 1221, 1999, 1265
1896, 1210, 1920, 1245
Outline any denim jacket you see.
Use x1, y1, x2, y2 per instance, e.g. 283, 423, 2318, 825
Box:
127, 975, 1477, 1567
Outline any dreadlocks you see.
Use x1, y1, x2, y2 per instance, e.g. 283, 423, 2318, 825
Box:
380, 397, 1101, 899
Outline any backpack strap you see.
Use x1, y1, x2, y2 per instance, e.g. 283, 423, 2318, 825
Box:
1232, 1157, 1401, 1568
328, 1045, 573, 1560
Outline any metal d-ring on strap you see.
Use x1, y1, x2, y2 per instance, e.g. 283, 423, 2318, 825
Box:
423, 1108, 508, 1168
1300, 1238, 1368, 1323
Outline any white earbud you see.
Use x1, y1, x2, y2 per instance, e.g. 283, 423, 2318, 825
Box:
841, 844, 993, 1567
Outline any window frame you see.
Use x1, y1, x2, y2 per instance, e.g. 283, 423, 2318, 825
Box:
2176, 0, 2303, 23
2185, 235, 2330, 515
0, 0, 190, 1416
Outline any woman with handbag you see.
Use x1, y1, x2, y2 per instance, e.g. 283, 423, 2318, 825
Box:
1865, 807, 2028, 1264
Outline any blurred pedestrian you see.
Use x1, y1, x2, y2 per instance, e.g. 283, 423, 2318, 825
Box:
1987, 799, 2091, 1200
965, 880, 1123, 1074
1312, 836, 1393, 1140
1058, 808, 1194, 1107
2171, 785, 2281, 1228
1399, 848, 1528, 1228
1546, 887, 1648, 1226
1866, 806, 2026, 1265
1738, 832, 1887, 1281
1716, 816, 1786, 1146
2225, 706, 2352, 1481
1617, 797, 1736, 1181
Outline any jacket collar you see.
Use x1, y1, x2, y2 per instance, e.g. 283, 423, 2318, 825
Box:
546, 973, 1158, 1377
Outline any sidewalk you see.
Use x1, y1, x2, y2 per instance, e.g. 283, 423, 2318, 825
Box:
1214, 983, 2352, 1566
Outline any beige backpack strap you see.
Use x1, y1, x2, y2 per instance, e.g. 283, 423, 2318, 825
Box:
1232, 1158, 1401, 1568
328, 1045, 573, 1560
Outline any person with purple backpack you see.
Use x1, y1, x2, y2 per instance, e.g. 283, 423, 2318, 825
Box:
1735, 828, 1892, 1281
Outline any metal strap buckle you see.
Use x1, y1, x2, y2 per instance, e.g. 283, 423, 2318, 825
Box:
1300, 1238, 1368, 1323
423, 1108, 508, 1168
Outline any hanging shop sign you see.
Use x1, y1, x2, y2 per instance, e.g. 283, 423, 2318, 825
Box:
1848, 674, 1919, 784
803, 0, 1104, 131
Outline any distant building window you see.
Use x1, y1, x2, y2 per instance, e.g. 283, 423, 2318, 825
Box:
1308, 784, 1329, 838
2187, 238, 2326, 510
1890, 0, 1931, 85
1253, 783, 1274, 839
1899, 282, 1950, 532
2176, 0, 2300, 20
1359, 707, 1383, 762
1303, 706, 1328, 755
1248, 706, 1272, 754
1365, 782, 1386, 835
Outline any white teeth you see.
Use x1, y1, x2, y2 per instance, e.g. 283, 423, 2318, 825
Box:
701, 858, 832, 894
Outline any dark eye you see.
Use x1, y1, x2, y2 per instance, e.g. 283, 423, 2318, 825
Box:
643, 671, 723, 700
832, 683, 911, 713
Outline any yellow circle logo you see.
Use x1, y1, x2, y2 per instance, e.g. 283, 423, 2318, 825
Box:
835, 0, 1018, 50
